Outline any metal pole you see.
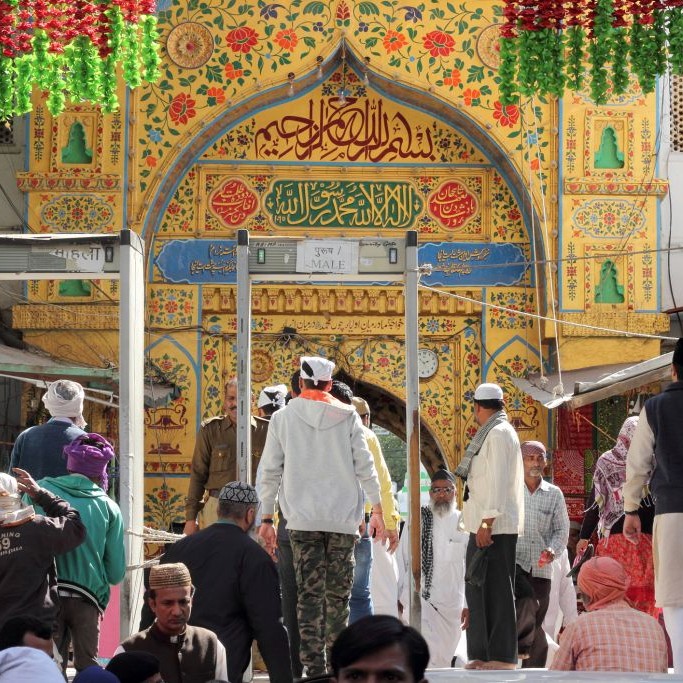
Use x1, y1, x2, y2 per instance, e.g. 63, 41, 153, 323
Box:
236, 230, 252, 483
404, 230, 421, 629
118, 228, 145, 639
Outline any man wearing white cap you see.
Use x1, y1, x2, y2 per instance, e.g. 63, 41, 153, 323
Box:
257, 384, 288, 419
258, 356, 384, 675
9, 379, 87, 480
456, 382, 523, 670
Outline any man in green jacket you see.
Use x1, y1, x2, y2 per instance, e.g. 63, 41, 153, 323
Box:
34, 432, 125, 674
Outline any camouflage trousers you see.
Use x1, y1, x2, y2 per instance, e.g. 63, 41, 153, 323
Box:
289, 530, 356, 675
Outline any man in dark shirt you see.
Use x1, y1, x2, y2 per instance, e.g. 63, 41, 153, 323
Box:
163, 481, 291, 683
0, 468, 86, 628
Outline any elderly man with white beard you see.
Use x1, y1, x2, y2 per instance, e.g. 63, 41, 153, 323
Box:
397, 469, 469, 668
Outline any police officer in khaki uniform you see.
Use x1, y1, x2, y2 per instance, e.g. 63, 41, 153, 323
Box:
184, 378, 267, 534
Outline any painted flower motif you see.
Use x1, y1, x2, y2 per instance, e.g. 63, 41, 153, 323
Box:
603, 211, 616, 225
507, 208, 521, 221
383, 29, 407, 53
145, 156, 157, 167
204, 349, 217, 361
462, 88, 481, 106
207, 86, 226, 105
358, 21, 368, 32
427, 405, 438, 417
402, 6, 422, 22
165, 301, 179, 313
167, 202, 181, 215
225, 62, 244, 80
259, 3, 284, 18
423, 30, 455, 57
226, 26, 259, 54
467, 352, 479, 365
207, 386, 219, 398
148, 128, 162, 142
169, 93, 197, 125
157, 488, 170, 501
493, 101, 520, 127
275, 28, 298, 50
378, 357, 390, 367
426, 318, 440, 332
336, 0, 350, 21
466, 425, 478, 439
530, 157, 540, 170
443, 68, 461, 88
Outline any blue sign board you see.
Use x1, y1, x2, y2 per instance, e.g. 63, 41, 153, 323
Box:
155, 239, 527, 287
419, 242, 527, 287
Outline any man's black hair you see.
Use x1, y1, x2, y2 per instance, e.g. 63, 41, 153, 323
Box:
217, 498, 257, 520
330, 615, 429, 679
673, 337, 683, 378
290, 370, 301, 396
474, 398, 504, 411
329, 380, 353, 405
0, 615, 52, 650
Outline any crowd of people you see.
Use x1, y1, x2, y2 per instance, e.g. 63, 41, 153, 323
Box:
1, 338, 682, 681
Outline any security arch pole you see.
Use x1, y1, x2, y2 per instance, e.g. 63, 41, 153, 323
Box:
404, 230, 421, 629
236, 229, 252, 483
118, 228, 146, 641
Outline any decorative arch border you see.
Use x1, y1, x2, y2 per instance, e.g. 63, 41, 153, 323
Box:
140, 41, 548, 304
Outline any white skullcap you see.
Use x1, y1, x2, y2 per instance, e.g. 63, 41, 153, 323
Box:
42, 380, 86, 428
473, 383, 504, 401
300, 356, 335, 383
257, 384, 288, 409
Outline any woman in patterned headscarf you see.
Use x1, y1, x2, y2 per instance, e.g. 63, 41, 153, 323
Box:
577, 416, 657, 616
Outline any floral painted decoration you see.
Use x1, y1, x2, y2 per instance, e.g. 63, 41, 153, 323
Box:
0, 0, 161, 119
500, 0, 683, 105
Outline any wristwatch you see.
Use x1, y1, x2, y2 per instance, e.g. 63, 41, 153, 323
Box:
480, 522, 490, 529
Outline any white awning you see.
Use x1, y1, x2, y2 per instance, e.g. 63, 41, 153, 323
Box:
512, 352, 673, 409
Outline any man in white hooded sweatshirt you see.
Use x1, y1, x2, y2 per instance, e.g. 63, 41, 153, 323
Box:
257, 356, 384, 676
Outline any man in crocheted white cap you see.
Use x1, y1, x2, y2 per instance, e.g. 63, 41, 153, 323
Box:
257, 355, 384, 675
9, 379, 87, 480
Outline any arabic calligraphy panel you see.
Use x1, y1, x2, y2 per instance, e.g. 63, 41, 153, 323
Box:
429, 180, 479, 230
264, 179, 422, 230
208, 177, 259, 228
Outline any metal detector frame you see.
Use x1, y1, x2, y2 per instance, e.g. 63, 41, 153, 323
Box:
0, 230, 145, 641
235, 228, 423, 628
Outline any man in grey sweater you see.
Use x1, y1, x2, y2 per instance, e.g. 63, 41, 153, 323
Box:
257, 355, 384, 675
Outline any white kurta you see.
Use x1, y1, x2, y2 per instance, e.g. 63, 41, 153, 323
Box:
542, 549, 578, 641
398, 508, 468, 668
370, 539, 400, 617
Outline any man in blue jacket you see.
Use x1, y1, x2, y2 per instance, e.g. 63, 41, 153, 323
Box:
9, 379, 87, 480
33, 432, 125, 674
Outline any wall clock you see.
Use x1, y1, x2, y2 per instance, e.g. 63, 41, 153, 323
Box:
417, 348, 439, 379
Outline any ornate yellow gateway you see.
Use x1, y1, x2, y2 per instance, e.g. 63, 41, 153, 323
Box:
11, 0, 669, 530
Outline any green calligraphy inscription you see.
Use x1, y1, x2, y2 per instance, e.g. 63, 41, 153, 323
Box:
264, 180, 423, 229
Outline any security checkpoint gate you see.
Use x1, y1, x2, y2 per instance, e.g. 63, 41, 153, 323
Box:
235, 229, 424, 628
0, 230, 145, 641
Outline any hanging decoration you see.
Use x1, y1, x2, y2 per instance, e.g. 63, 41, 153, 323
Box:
499, 0, 683, 105
0, 0, 161, 119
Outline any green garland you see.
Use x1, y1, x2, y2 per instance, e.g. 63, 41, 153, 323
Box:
566, 25, 586, 92
588, 0, 614, 105
668, 7, 683, 75
499, 36, 519, 106
0, 5, 160, 119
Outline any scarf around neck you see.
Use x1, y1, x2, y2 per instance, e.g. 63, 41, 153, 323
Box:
455, 410, 508, 482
